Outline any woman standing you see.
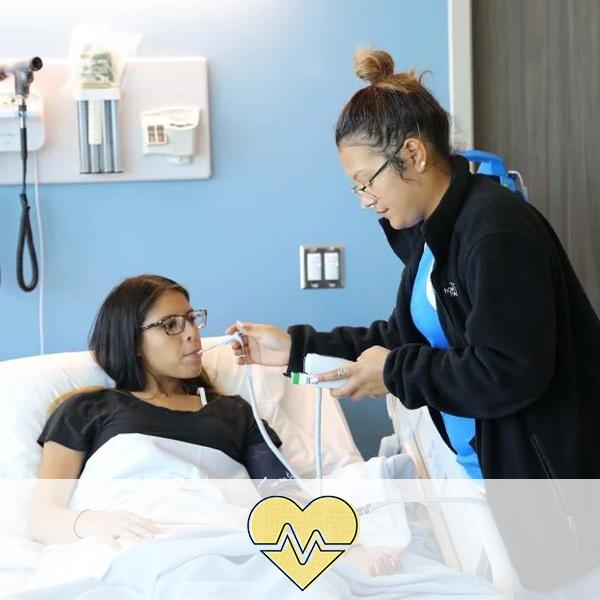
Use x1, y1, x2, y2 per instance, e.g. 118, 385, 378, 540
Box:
227, 49, 600, 594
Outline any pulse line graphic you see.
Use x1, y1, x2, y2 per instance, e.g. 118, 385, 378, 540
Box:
257, 522, 350, 564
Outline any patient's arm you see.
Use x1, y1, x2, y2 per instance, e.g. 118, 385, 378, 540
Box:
30, 441, 85, 543
30, 441, 160, 547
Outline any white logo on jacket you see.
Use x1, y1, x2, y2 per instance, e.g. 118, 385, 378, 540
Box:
443, 282, 459, 298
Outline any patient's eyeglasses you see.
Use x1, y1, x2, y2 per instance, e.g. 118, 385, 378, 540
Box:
139, 309, 208, 336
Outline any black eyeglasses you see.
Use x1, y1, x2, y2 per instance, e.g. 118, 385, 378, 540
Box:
139, 309, 208, 336
351, 122, 422, 201
351, 148, 403, 200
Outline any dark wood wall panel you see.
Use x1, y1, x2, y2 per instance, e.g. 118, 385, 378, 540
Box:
472, 0, 600, 316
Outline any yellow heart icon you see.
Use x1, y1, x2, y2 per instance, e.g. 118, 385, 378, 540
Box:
247, 495, 359, 590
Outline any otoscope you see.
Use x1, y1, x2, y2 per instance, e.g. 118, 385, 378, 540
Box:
0, 57, 43, 291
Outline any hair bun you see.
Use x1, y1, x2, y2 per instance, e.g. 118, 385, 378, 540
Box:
354, 48, 394, 84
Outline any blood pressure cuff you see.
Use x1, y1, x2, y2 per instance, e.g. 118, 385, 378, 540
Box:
244, 441, 290, 480
245, 441, 316, 506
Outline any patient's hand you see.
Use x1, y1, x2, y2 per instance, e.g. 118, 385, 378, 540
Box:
344, 544, 404, 576
75, 510, 163, 550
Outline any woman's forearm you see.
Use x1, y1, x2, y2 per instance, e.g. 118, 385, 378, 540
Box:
29, 504, 87, 544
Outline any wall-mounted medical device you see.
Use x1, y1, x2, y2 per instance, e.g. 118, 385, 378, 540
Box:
460, 149, 528, 201
0, 56, 43, 292
0, 92, 44, 152
0, 56, 211, 185
76, 88, 122, 174
140, 107, 200, 164
73, 40, 125, 174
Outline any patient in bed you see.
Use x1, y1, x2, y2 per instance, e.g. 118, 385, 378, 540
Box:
30, 275, 288, 545
29, 274, 402, 576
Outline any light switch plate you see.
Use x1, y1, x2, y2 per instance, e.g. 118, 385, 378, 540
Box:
300, 245, 344, 289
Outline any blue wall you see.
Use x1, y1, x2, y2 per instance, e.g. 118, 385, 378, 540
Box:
0, 0, 449, 457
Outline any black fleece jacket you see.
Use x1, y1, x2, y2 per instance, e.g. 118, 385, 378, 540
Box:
288, 154, 600, 479
287, 155, 600, 587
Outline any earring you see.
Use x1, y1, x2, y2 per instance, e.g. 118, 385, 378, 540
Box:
420, 160, 426, 168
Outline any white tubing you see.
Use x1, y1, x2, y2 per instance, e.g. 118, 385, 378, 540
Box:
218, 331, 311, 487
314, 386, 323, 496
315, 386, 323, 480
243, 363, 302, 481
357, 496, 489, 515
33, 152, 45, 355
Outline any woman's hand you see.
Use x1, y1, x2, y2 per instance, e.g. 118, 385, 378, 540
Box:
75, 510, 163, 550
316, 346, 391, 400
344, 544, 404, 576
225, 322, 291, 367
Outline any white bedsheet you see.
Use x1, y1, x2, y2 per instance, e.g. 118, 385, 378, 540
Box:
0, 434, 504, 599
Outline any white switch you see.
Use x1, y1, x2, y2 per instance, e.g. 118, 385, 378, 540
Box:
324, 251, 339, 280
306, 252, 322, 281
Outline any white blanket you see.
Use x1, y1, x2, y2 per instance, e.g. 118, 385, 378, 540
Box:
0, 434, 504, 599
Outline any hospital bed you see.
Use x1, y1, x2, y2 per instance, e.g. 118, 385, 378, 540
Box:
0, 338, 511, 599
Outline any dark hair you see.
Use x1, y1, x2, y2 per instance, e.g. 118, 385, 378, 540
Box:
89, 274, 212, 394
335, 48, 451, 175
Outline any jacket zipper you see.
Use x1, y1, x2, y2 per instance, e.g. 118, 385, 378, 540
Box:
530, 433, 579, 549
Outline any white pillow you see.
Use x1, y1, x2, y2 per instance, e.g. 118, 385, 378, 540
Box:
0, 351, 113, 480
0, 352, 113, 538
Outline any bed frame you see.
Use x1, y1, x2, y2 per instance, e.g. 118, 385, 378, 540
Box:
381, 394, 514, 599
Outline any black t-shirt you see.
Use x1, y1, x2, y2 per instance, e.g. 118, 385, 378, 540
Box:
37, 389, 285, 478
